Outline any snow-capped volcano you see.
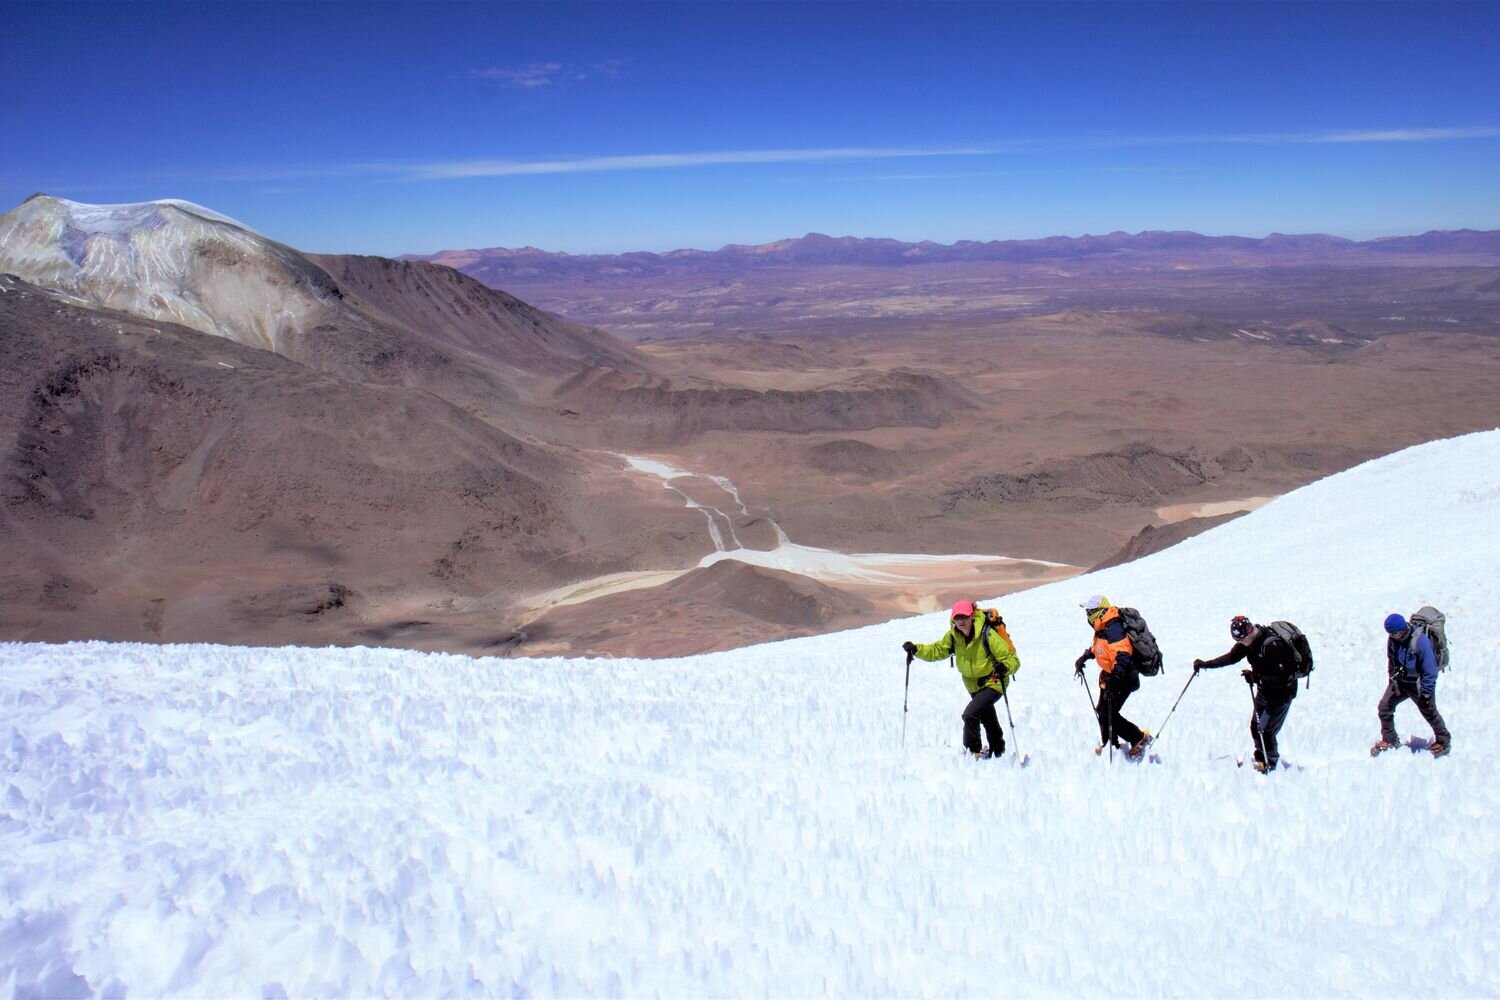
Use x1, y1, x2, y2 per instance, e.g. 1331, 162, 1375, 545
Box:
3, 430, 1497, 995
0, 194, 653, 381
0, 194, 341, 355
51, 196, 262, 237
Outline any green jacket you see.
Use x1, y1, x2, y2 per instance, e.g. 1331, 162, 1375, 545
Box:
914, 619, 1020, 694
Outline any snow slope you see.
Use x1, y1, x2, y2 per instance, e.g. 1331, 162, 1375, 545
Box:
4, 431, 1499, 996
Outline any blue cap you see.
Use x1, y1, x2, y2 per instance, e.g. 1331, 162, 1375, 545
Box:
1384, 613, 1408, 633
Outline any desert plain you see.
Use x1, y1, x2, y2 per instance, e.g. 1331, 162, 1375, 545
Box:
4, 202, 1499, 657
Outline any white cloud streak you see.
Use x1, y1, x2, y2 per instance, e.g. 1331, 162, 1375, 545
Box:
401, 146, 998, 180
470, 63, 566, 89
1091, 126, 1500, 148
203, 126, 1498, 185
396, 128, 1500, 181
1293, 126, 1500, 143
469, 58, 631, 89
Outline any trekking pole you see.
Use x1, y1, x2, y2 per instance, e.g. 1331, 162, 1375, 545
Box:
1077, 668, 1102, 759
1078, 668, 1097, 713
1108, 702, 1115, 764
1249, 677, 1270, 767
1151, 668, 1199, 746
1000, 679, 1019, 759
902, 651, 914, 746
1102, 670, 1117, 763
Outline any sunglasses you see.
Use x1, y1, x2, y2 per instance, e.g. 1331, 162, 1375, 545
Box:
952, 614, 972, 623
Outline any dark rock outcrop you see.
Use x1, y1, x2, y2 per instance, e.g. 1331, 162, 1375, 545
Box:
1089, 513, 1248, 571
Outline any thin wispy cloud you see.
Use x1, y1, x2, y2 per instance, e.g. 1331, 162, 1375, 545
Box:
1295, 126, 1500, 143
200, 147, 995, 184
1091, 126, 1500, 148
857, 164, 1195, 182
470, 62, 567, 89
402, 146, 997, 180
592, 58, 629, 80
469, 58, 631, 89
201, 125, 1499, 186
393, 126, 1497, 181
859, 170, 1023, 182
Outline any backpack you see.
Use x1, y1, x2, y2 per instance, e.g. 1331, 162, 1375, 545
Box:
1115, 606, 1163, 676
1264, 621, 1314, 681
1409, 606, 1450, 672
977, 607, 1016, 656
974, 606, 1019, 675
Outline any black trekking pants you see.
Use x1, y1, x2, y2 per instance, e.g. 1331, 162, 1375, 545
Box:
1250, 686, 1296, 768
1097, 669, 1144, 747
962, 687, 1006, 755
1379, 677, 1450, 745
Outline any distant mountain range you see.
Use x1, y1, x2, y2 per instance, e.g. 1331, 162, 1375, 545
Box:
407, 228, 1500, 283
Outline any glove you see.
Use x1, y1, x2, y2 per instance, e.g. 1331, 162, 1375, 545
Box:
1420, 685, 1435, 701
902, 641, 917, 656
1074, 652, 1090, 671
1241, 668, 1256, 686
1192, 658, 1206, 671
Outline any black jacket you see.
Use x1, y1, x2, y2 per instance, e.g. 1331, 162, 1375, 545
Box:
1199, 628, 1300, 695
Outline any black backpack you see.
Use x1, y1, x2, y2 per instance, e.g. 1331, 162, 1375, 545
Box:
1409, 606, 1450, 672
1264, 621, 1314, 681
1115, 606, 1163, 676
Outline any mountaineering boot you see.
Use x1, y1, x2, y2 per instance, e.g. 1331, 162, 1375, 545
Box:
1429, 741, 1450, 758
1127, 731, 1153, 760
1252, 760, 1272, 773
1370, 738, 1401, 757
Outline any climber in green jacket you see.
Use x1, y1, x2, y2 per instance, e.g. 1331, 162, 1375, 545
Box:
903, 599, 1020, 758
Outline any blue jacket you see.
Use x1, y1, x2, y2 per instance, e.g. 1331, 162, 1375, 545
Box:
1388, 631, 1439, 695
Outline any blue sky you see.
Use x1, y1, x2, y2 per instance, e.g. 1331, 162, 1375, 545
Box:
6, 1, 1499, 255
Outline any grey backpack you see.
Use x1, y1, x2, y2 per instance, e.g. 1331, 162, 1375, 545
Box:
1409, 606, 1450, 672
1264, 621, 1314, 681
1115, 607, 1163, 676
